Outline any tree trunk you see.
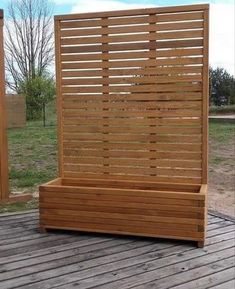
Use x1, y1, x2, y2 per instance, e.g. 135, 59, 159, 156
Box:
42, 104, 46, 127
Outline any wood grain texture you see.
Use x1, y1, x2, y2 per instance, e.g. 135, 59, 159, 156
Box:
54, 19, 63, 177
0, 211, 234, 289
202, 8, 209, 184
0, 9, 9, 201
40, 4, 209, 245
40, 178, 207, 243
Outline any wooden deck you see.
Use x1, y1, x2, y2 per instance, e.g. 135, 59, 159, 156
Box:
0, 211, 234, 289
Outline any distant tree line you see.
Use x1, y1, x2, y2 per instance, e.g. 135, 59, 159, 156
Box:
209, 67, 235, 106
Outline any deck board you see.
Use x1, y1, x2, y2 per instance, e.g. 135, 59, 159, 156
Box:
0, 211, 234, 289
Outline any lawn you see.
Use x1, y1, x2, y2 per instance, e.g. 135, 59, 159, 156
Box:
8, 123, 58, 193
1, 120, 234, 215
8, 101, 58, 194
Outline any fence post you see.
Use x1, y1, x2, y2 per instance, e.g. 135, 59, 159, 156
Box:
0, 9, 9, 201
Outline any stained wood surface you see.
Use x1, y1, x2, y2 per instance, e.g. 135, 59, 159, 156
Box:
0, 9, 9, 201
39, 178, 206, 242
54, 4, 209, 184
0, 211, 234, 289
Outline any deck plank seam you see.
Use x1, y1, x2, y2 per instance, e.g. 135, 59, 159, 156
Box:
7, 237, 234, 289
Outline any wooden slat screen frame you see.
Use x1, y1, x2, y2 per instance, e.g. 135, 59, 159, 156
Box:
55, 4, 209, 185
0, 9, 9, 200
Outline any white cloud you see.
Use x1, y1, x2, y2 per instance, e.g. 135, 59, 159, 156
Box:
52, 0, 78, 4
59, 0, 235, 75
209, 3, 235, 74
70, 0, 154, 13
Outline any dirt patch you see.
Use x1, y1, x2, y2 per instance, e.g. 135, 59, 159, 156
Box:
209, 138, 235, 217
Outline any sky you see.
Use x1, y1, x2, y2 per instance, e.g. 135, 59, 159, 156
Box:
0, 0, 234, 75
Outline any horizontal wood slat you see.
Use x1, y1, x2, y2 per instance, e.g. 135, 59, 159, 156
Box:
61, 58, 203, 70
63, 157, 202, 169
61, 67, 203, 78
62, 173, 202, 184
41, 218, 205, 240
63, 149, 202, 161
61, 31, 203, 45
61, 94, 203, 103
60, 14, 204, 29
61, 40, 203, 53
63, 124, 202, 134
61, 48, 203, 62
40, 194, 203, 213
61, 76, 202, 86
40, 203, 203, 221
42, 179, 201, 194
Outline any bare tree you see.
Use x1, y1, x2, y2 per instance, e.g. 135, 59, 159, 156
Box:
5, 0, 54, 92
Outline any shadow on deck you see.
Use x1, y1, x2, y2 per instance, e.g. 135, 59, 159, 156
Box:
0, 211, 234, 289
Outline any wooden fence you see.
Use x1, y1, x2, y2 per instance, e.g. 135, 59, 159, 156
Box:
0, 11, 30, 203
0, 9, 9, 201
40, 4, 209, 246
6, 94, 26, 128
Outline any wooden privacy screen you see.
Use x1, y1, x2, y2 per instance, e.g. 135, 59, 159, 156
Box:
40, 4, 209, 247
0, 9, 9, 201
56, 4, 209, 184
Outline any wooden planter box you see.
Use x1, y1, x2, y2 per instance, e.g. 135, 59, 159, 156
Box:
40, 178, 207, 247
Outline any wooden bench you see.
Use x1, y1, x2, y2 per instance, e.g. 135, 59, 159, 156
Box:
39, 4, 209, 247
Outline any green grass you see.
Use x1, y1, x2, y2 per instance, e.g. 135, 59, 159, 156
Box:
210, 156, 226, 165
0, 199, 38, 214
10, 169, 53, 187
8, 123, 57, 193
209, 122, 235, 143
